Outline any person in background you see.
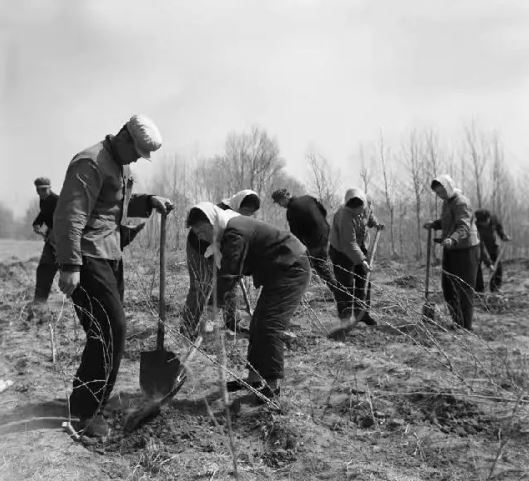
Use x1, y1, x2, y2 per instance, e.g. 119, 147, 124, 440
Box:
424, 175, 480, 331
181, 190, 261, 338
28, 177, 59, 322
54, 114, 173, 438
329, 188, 383, 326
186, 202, 310, 401
271, 188, 341, 302
474, 208, 511, 293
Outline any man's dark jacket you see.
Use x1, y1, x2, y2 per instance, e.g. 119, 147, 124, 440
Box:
217, 216, 306, 302
33, 193, 59, 230
285, 195, 329, 248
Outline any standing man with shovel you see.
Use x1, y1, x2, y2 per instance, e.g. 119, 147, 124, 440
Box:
328, 188, 384, 330
54, 114, 173, 438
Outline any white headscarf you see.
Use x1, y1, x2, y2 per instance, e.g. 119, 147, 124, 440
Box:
221, 189, 260, 212
432, 174, 460, 198
190, 202, 240, 268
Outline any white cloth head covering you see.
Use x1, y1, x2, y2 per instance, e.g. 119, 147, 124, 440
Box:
221, 189, 260, 212
190, 202, 240, 267
432, 174, 458, 198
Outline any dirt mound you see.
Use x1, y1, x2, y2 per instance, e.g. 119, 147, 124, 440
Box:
404, 392, 495, 437
393, 274, 420, 289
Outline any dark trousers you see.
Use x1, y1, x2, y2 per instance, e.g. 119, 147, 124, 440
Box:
475, 245, 502, 292
248, 256, 311, 380
182, 240, 238, 338
442, 245, 479, 330
34, 241, 58, 303
329, 246, 371, 319
70, 257, 126, 419
306, 244, 341, 302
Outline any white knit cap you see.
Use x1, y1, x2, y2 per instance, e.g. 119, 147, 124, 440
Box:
126, 114, 162, 160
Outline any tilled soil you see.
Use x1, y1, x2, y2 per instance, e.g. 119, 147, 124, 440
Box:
1, 244, 529, 480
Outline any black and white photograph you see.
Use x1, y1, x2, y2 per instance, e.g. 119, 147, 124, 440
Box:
1, 1, 529, 479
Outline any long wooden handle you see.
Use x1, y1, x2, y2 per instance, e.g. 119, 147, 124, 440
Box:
490, 244, 504, 279
425, 227, 432, 299
156, 213, 167, 351
239, 279, 253, 316
364, 228, 382, 297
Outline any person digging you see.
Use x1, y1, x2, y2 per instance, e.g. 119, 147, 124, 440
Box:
271, 188, 342, 304
474, 208, 511, 293
329, 188, 384, 327
186, 202, 310, 402
54, 114, 174, 438
181, 190, 261, 339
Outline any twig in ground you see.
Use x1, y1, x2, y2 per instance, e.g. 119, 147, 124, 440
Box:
217, 329, 239, 480
48, 322, 57, 364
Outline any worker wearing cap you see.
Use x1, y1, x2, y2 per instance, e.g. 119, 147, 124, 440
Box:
53, 115, 174, 438
29, 177, 59, 317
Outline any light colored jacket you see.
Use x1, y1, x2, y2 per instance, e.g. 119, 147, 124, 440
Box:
53, 137, 152, 269
431, 175, 479, 250
330, 188, 379, 264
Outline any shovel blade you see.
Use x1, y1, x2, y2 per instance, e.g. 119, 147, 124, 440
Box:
140, 350, 182, 399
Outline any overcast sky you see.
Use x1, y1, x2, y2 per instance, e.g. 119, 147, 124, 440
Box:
1, 0, 528, 216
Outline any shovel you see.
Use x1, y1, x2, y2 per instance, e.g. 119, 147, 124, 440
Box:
124, 332, 204, 432
488, 243, 504, 287
422, 226, 436, 321
327, 227, 382, 340
139, 212, 181, 399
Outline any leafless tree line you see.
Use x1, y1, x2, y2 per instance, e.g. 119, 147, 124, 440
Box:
8, 123, 528, 260
128, 123, 529, 260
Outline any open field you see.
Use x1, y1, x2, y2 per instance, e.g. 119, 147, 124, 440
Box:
1, 240, 529, 480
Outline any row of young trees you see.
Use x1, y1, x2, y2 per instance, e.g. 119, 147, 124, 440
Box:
10, 124, 528, 260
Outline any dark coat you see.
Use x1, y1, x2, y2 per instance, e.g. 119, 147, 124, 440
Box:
285, 195, 329, 248
53, 136, 153, 269
33, 192, 59, 230
217, 216, 306, 303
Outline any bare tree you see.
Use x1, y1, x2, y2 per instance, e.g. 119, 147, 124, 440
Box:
402, 131, 425, 259
465, 122, 488, 208
378, 134, 397, 257
357, 143, 374, 195
306, 150, 342, 213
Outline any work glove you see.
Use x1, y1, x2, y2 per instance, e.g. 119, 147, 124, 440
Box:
376, 224, 385, 231
361, 260, 372, 273
441, 238, 455, 249
150, 196, 174, 215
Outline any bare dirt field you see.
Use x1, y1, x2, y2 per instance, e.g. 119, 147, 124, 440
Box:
1, 239, 529, 480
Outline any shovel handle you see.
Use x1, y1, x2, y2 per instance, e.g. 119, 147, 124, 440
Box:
365, 228, 382, 285
157, 212, 167, 351
425, 227, 432, 298
239, 279, 253, 316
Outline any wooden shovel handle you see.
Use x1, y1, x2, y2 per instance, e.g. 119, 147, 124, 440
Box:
425, 227, 432, 298
156, 212, 167, 351
239, 279, 253, 316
